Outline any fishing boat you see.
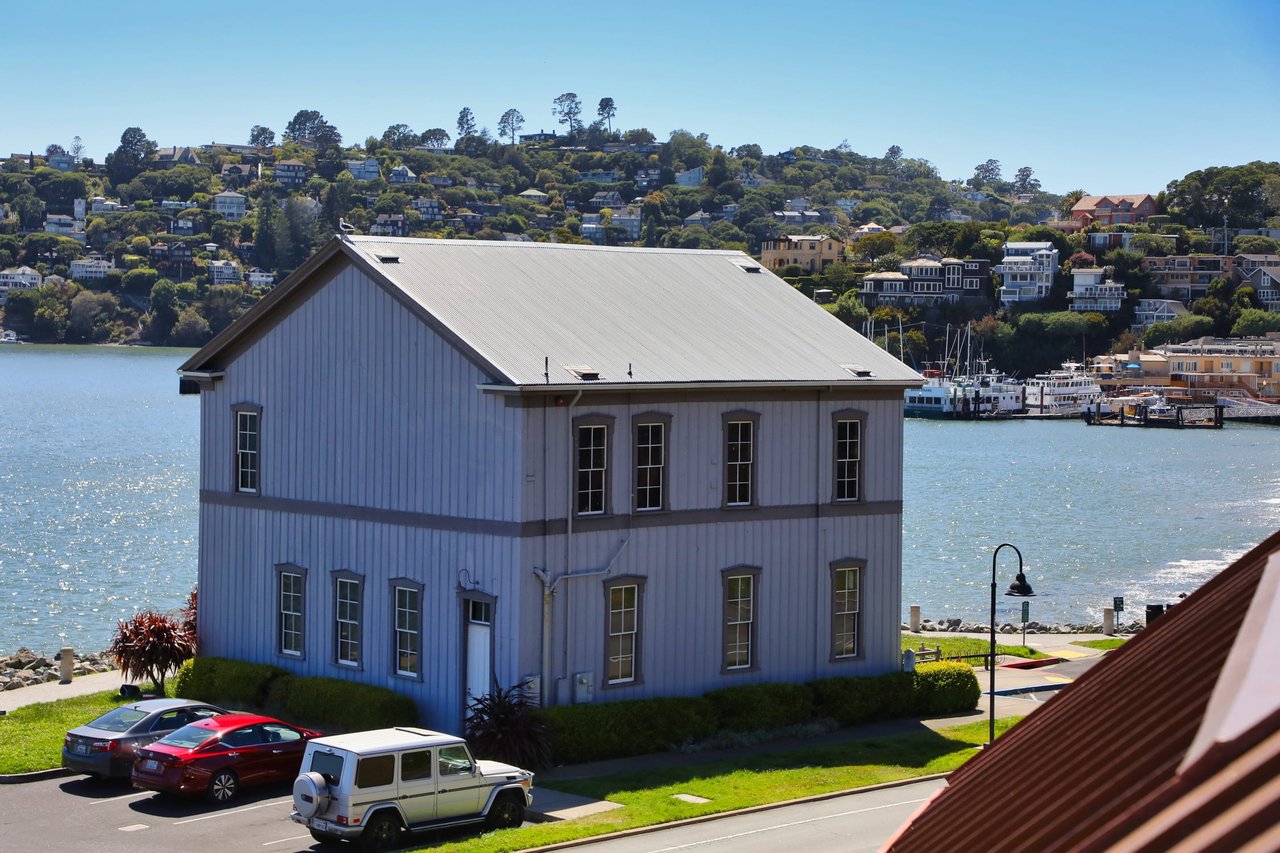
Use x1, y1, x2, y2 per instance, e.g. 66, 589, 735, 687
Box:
0, 330, 22, 344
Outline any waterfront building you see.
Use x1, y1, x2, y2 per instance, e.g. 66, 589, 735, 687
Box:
178, 236, 921, 731
0, 265, 42, 304
760, 234, 845, 274
996, 241, 1059, 304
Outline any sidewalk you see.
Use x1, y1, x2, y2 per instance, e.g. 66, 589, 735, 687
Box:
0, 636, 1117, 821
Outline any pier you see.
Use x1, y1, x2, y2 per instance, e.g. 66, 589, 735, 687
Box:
1084, 402, 1223, 429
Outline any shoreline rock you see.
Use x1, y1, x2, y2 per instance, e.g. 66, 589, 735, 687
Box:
0, 648, 117, 692
902, 617, 1145, 635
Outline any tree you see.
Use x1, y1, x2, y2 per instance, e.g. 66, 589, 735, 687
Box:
456, 107, 477, 139
884, 145, 903, 163
597, 97, 617, 133
1232, 308, 1280, 337
971, 159, 1002, 190
552, 92, 584, 134
419, 128, 451, 148
1059, 189, 1086, 219
380, 123, 418, 150
108, 609, 194, 694
284, 109, 340, 147
12, 193, 46, 228
45, 143, 66, 157
69, 136, 84, 161
169, 306, 211, 346
832, 288, 870, 329
248, 125, 276, 147
67, 290, 118, 342
497, 109, 525, 145
1013, 166, 1041, 195
1233, 235, 1280, 255
255, 189, 283, 270
105, 126, 157, 186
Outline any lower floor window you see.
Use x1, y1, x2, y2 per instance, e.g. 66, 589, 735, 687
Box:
279, 570, 303, 656
335, 575, 362, 666
723, 571, 757, 671
607, 584, 638, 684
832, 564, 861, 659
394, 585, 420, 677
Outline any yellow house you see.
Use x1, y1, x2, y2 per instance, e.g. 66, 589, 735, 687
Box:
761, 234, 845, 274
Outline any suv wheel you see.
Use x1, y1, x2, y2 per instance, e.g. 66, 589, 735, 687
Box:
486, 792, 525, 829
359, 813, 402, 852
207, 770, 238, 804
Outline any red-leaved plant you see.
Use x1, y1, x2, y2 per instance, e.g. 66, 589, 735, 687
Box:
108, 609, 195, 694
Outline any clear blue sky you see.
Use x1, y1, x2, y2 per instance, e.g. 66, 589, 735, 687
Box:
6, 0, 1277, 194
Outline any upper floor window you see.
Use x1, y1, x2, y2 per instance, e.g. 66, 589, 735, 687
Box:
723, 411, 759, 508
574, 415, 614, 516
233, 404, 261, 494
832, 412, 864, 502
633, 413, 671, 512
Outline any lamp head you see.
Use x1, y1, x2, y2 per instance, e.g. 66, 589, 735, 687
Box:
1005, 571, 1036, 597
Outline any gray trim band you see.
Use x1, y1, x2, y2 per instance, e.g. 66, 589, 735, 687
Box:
201, 490, 901, 537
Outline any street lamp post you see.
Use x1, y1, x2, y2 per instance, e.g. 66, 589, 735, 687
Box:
990, 543, 1036, 746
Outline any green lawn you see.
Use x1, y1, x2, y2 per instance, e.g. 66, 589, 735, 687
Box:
0, 690, 135, 775
1071, 638, 1127, 651
901, 633, 1049, 663
414, 717, 1020, 853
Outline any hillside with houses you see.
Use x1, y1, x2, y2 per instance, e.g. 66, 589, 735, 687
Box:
1, 105, 1278, 376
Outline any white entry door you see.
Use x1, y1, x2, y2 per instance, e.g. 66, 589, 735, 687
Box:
465, 600, 492, 705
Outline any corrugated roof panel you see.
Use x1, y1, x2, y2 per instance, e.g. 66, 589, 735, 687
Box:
342, 237, 920, 388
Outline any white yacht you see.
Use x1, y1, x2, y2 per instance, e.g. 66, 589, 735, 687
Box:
0, 330, 21, 344
1023, 362, 1104, 417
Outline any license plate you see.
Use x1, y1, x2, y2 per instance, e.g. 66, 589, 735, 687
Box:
312, 820, 330, 833
143, 759, 159, 771
73, 743, 88, 755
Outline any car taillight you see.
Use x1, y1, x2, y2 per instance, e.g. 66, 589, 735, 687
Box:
91, 740, 118, 752
336, 816, 348, 826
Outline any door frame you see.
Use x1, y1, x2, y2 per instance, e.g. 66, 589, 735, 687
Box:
458, 590, 497, 721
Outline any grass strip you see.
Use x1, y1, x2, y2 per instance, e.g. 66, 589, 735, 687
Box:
901, 633, 1049, 662
1070, 638, 1127, 651
0, 690, 133, 775
414, 717, 1020, 853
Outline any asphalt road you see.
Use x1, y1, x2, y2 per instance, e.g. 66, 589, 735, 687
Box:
0, 774, 502, 852
563, 778, 947, 853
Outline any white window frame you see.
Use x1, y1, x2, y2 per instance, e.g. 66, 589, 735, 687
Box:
831, 561, 862, 660
722, 568, 760, 672
334, 573, 363, 667
277, 566, 305, 658
604, 580, 642, 685
574, 419, 611, 516
833, 415, 862, 502
234, 405, 260, 494
723, 413, 758, 508
393, 583, 421, 678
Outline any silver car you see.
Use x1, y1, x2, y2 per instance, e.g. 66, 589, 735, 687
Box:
62, 698, 227, 778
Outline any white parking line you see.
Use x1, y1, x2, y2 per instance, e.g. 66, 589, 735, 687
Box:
118, 824, 149, 832
173, 797, 293, 825
91, 791, 152, 806
263, 834, 313, 846
645, 797, 929, 851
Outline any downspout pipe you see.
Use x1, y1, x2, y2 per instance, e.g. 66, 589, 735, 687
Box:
560, 389, 583, 702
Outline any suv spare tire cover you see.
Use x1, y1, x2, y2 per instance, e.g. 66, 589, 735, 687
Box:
293, 772, 330, 818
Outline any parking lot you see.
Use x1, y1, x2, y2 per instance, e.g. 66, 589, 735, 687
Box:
2, 773, 514, 852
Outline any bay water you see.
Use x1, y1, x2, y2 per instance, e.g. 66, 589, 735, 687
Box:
2, 346, 1277, 655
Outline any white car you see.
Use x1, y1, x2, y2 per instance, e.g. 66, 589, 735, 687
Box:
291, 727, 533, 850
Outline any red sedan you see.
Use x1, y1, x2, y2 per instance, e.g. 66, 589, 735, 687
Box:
132, 713, 321, 804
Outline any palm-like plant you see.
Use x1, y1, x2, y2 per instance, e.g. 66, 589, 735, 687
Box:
464, 681, 552, 770
108, 610, 195, 694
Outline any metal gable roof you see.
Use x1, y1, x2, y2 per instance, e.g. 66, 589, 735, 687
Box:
335, 237, 920, 388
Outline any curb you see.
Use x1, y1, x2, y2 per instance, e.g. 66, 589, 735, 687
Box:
522, 772, 950, 849
999, 656, 1065, 670
0, 767, 73, 785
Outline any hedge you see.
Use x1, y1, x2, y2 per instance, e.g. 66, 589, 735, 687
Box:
913, 661, 982, 714
175, 656, 419, 733
535, 697, 717, 764
704, 683, 814, 732
809, 672, 915, 727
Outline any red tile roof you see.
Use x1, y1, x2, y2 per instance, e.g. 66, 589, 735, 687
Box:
884, 528, 1280, 853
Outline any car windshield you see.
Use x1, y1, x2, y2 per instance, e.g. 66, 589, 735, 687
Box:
156, 724, 217, 749
87, 706, 149, 733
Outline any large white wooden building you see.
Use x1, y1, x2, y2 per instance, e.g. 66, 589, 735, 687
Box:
179, 237, 922, 731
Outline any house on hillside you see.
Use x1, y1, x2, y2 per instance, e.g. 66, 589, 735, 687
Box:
388, 164, 418, 184
0, 265, 42, 304
208, 259, 242, 284
1065, 267, 1125, 312
675, 166, 704, 187
996, 241, 1058, 304
213, 190, 247, 221
517, 188, 550, 205
860, 257, 991, 308
177, 237, 922, 731
760, 234, 845, 273
886, 530, 1280, 852
1142, 255, 1234, 304
345, 158, 381, 182
273, 159, 308, 188
221, 162, 259, 186
152, 146, 203, 169
1069, 193, 1156, 229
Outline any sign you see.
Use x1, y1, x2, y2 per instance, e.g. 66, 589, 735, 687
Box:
1113, 596, 1125, 613
1021, 601, 1030, 622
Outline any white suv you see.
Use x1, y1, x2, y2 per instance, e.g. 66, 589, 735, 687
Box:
291, 727, 533, 850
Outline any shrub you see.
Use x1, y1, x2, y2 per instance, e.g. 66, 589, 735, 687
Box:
913, 662, 981, 714
174, 656, 285, 707
266, 675, 419, 732
108, 609, 195, 693
465, 682, 552, 770
704, 683, 813, 733
536, 697, 716, 764
809, 672, 914, 727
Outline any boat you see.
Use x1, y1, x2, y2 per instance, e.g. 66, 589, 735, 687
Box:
0, 330, 22, 344
904, 326, 1025, 419
1022, 362, 1104, 417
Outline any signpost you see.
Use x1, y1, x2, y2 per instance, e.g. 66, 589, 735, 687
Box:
1114, 596, 1125, 625
1021, 600, 1030, 645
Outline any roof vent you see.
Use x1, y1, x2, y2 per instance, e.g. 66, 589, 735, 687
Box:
732, 259, 763, 273
375, 254, 399, 264
566, 365, 603, 381
841, 364, 874, 378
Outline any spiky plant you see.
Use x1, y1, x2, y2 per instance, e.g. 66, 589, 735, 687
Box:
108, 610, 195, 694
464, 681, 552, 770
180, 588, 198, 646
